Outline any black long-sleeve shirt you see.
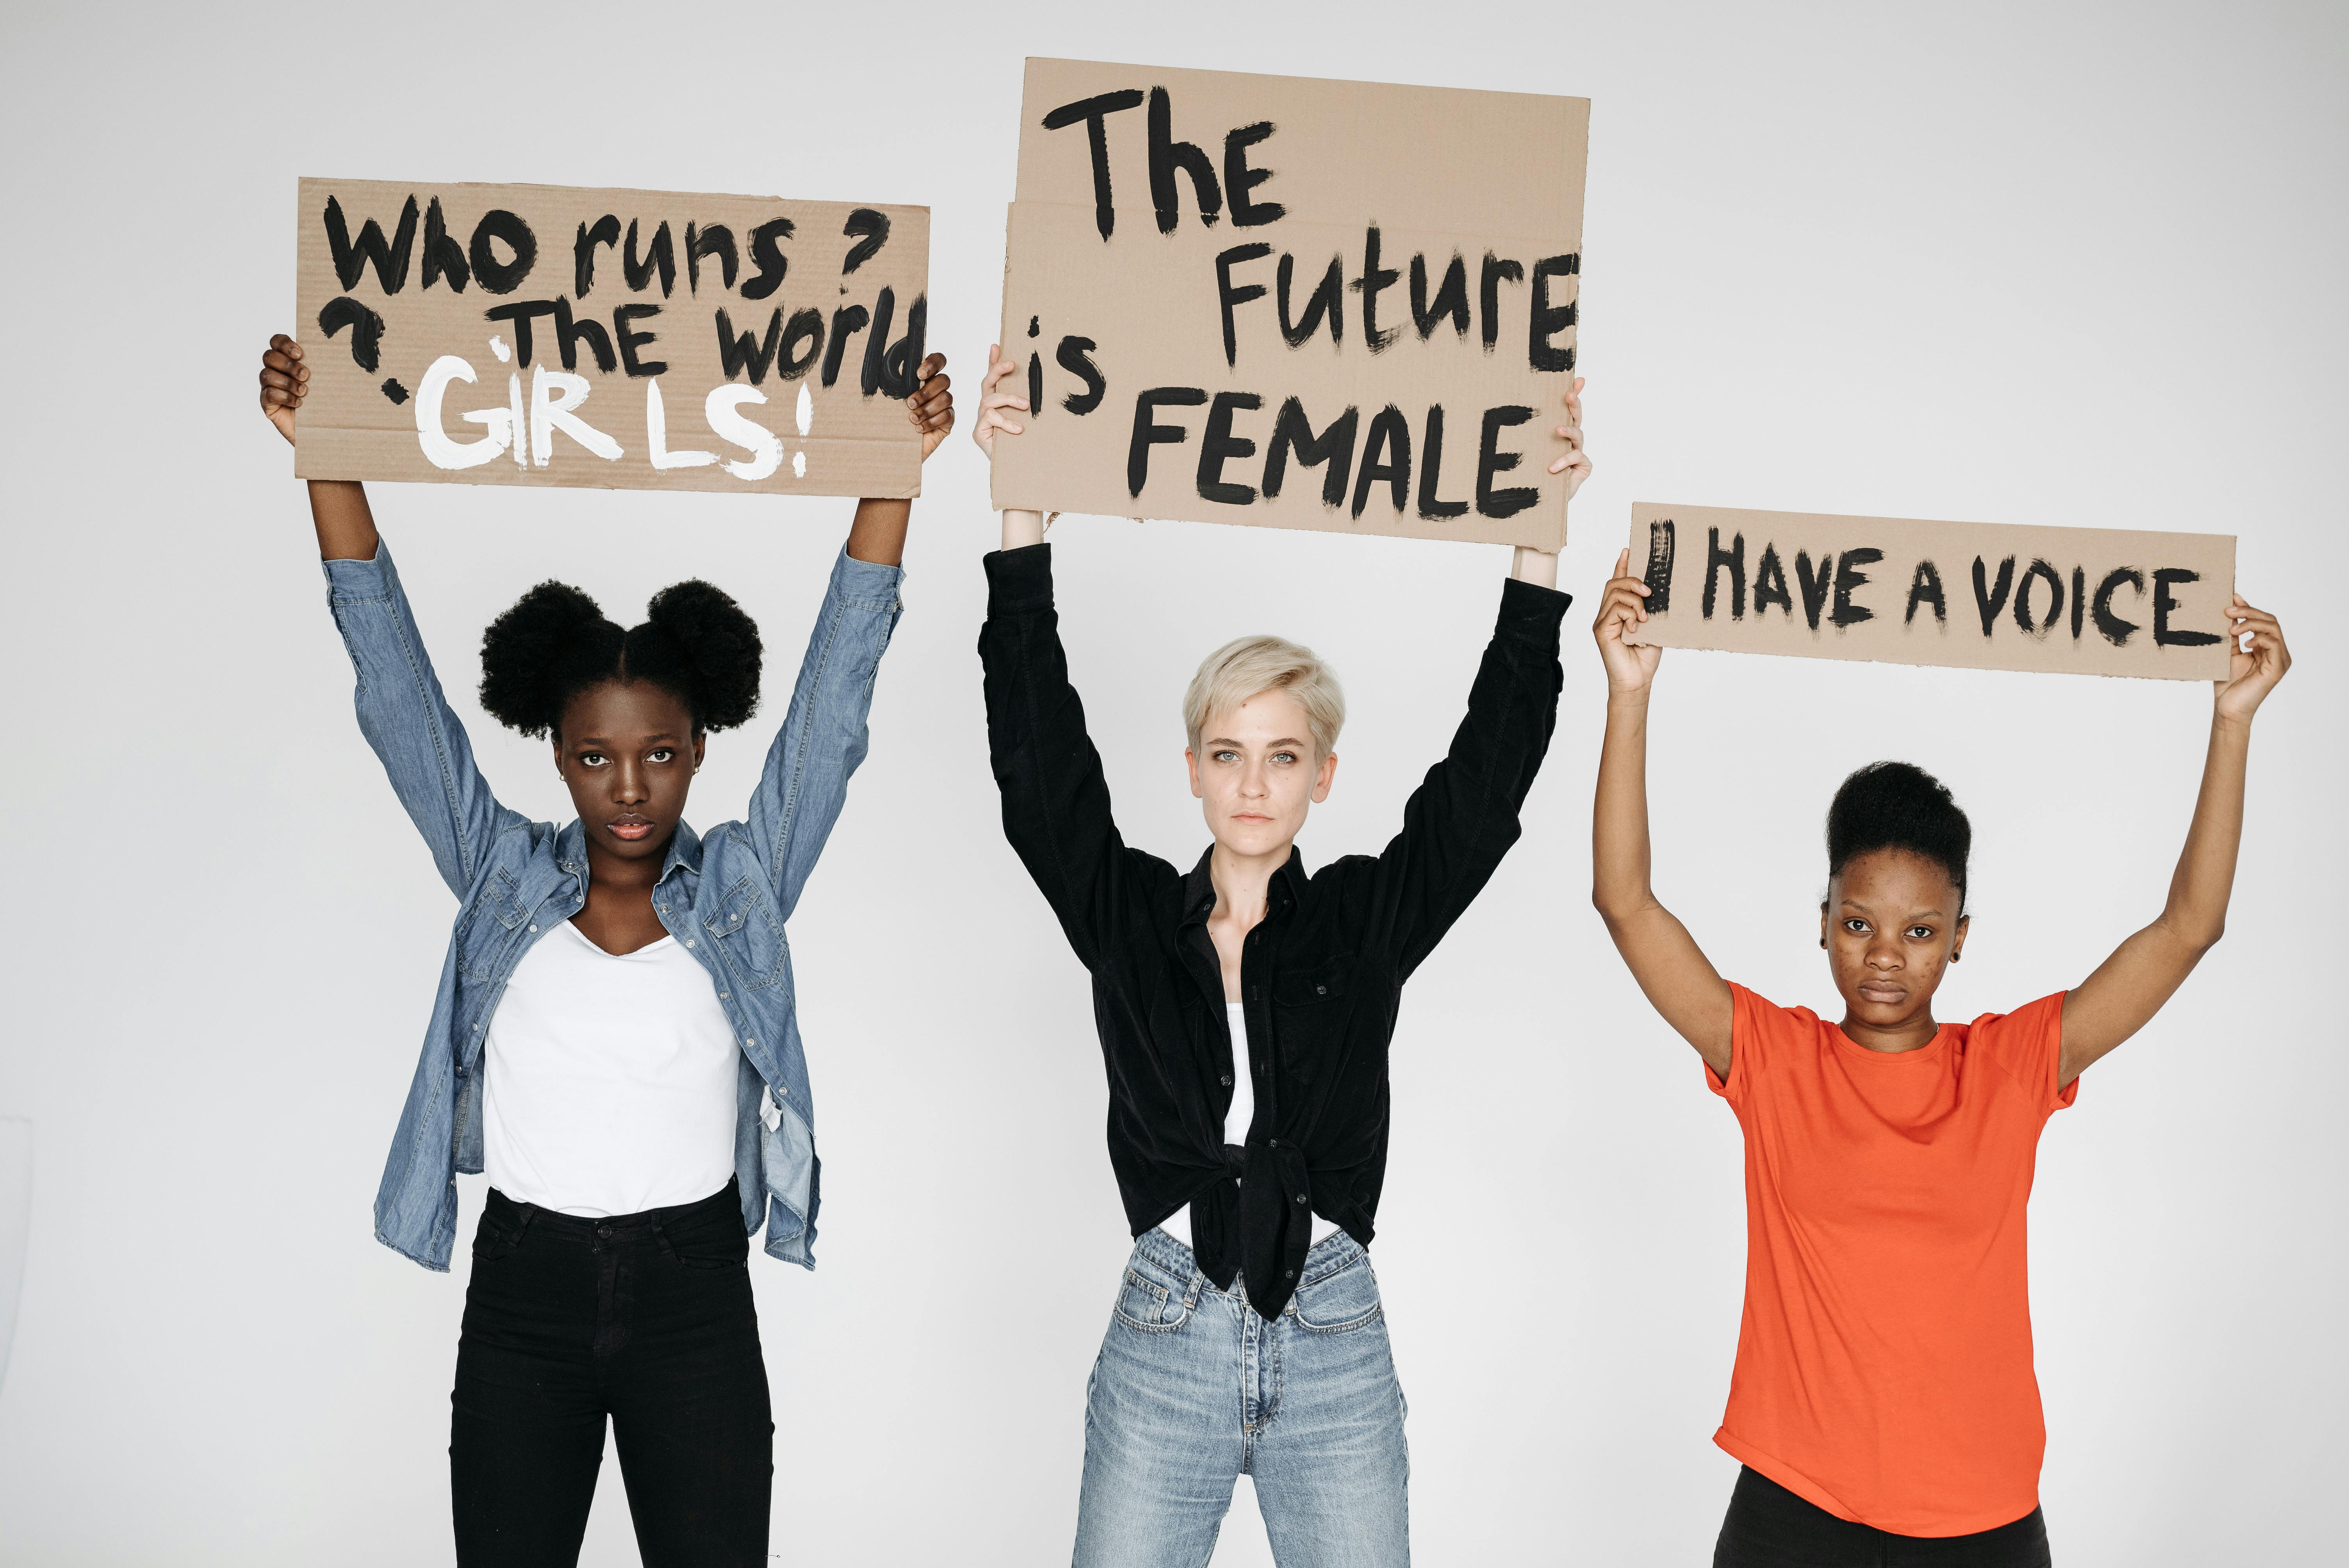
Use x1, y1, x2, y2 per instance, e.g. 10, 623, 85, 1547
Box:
978, 544, 1568, 1318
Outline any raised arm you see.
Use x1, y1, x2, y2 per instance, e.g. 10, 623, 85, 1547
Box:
2057, 596, 2290, 1085
1590, 550, 1733, 1076
261, 334, 517, 897
743, 354, 953, 916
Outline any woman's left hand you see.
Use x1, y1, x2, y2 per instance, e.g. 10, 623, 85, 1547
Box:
907, 352, 954, 459
1546, 375, 1591, 501
2214, 595, 2290, 725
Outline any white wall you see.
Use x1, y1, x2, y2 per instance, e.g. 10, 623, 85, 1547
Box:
0, 2, 2340, 1563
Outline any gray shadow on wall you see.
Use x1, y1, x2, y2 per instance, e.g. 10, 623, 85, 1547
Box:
0, 1119, 29, 1397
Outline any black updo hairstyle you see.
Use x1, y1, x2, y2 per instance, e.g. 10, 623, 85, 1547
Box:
478, 579, 762, 739
1826, 761, 1973, 912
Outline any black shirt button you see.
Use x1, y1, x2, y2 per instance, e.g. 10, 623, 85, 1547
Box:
1296, 1193, 1308, 1204
1315, 984, 1327, 995
1286, 1268, 1297, 1279
1221, 1074, 1233, 1086
1267, 1139, 1278, 1148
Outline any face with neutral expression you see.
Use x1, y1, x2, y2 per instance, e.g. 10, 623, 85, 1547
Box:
1820, 848, 1969, 1039
552, 679, 706, 865
1185, 689, 1337, 861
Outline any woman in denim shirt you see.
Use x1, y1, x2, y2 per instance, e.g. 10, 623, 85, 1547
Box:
257, 335, 952, 1567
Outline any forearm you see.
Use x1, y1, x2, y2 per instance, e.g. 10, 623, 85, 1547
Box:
846, 497, 911, 566
2158, 711, 2252, 949
309, 479, 380, 561
1510, 546, 1558, 588
1592, 692, 1656, 922
1001, 509, 1045, 550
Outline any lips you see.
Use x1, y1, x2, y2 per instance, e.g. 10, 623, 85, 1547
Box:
1857, 982, 1907, 1003
608, 815, 656, 842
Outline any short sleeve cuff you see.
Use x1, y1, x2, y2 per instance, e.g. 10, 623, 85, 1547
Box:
1496, 576, 1571, 652
984, 542, 1055, 615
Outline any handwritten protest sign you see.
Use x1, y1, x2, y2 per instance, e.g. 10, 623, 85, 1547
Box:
993, 60, 1588, 550
1624, 503, 2236, 680
294, 178, 929, 497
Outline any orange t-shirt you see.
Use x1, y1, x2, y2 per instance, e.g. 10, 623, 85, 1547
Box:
1707, 983, 2075, 1537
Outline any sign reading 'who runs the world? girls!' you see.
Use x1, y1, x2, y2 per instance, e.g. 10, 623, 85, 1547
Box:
1625, 504, 2237, 680
993, 60, 1589, 552
293, 178, 931, 498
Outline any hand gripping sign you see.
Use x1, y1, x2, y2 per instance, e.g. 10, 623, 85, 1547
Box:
294, 178, 929, 497
1624, 503, 2237, 680
993, 60, 1589, 550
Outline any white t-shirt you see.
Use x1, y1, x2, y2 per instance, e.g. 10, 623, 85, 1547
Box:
483, 921, 739, 1218
1161, 1002, 1340, 1251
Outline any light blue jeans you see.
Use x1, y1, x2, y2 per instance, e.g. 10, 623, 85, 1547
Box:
1073, 1227, 1410, 1567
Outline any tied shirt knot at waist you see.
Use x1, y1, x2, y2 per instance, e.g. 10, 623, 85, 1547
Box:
1189, 1139, 1320, 1318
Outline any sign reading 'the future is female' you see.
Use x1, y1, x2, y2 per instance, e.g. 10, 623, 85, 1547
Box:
293, 177, 930, 498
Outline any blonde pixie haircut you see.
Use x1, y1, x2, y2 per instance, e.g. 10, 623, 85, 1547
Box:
1183, 636, 1347, 760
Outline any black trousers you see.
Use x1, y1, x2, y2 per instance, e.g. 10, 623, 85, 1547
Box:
450, 1180, 773, 1568
1715, 1467, 2053, 1568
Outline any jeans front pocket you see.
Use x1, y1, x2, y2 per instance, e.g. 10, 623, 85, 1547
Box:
1111, 1265, 1193, 1334
1290, 1253, 1383, 1334
658, 1219, 750, 1272
470, 1208, 528, 1264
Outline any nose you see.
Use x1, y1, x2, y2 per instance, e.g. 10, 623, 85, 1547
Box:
613, 756, 649, 805
1238, 759, 1270, 799
1865, 931, 1903, 971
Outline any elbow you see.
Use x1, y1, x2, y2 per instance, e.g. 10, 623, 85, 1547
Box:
1590, 886, 1640, 932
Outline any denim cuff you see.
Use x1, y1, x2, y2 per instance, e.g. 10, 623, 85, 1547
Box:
321, 544, 395, 604
833, 546, 905, 611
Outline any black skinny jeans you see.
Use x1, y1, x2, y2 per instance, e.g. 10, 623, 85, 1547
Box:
450, 1181, 773, 1568
1716, 1467, 2052, 1568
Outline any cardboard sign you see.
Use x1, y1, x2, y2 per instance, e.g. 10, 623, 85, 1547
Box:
1625, 504, 2236, 681
294, 178, 929, 497
993, 60, 1589, 550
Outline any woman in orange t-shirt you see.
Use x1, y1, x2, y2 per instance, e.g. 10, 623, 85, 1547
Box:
1588, 550, 2291, 1565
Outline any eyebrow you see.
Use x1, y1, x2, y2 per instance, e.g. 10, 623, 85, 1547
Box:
1838, 900, 1945, 919
1207, 736, 1308, 750
571, 734, 684, 747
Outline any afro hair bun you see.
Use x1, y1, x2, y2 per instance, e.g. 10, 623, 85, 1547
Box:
477, 577, 761, 739
1826, 760, 1973, 910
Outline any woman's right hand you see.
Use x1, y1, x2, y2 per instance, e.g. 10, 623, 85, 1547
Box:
969, 344, 1028, 457
259, 335, 308, 446
1594, 547, 1663, 697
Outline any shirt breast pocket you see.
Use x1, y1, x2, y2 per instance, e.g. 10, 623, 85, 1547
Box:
1274, 953, 1354, 1009
704, 877, 788, 991
456, 869, 530, 981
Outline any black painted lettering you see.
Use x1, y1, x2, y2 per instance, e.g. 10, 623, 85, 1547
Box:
1754, 545, 1793, 617
1528, 253, 1579, 372
324, 195, 416, 293
1149, 86, 1223, 233
1352, 406, 1412, 518
1475, 405, 1540, 518
776, 309, 825, 380
470, 210, 537, 296
613, 303, 665, 377
841, 208, 890, 273
2070, 566, 2086, 639
575, 216, 620, 296
1262, 399, 1358, 508
1796, 551, 1833, 630
1410, 253, 1470, 340
2010, 558, 2064, 636
686, 223, 738, 294
716, 307, 781, 384
317, 296, 387, 371
1027, 352, 1043, 418
1278, 254, 1344, 349
552, 297, 616, 373
422, 198, 469, 292
1416, 405, 1469, 520
1971, 555, 2017, 636
1042, 89, 1146, 241
860, 288, 898, 396
1905, 558, 1947, 625
1224, 122, 1284, 227
740, 217, 795, 302
1129, 387, 1208, 496
2092, 567, 2144, 645
821, 303, 869, 387
1831, 549, 1882, 627
483, 299, 559, 365
1703, 528, 1747, 619
623, 220, 676, 297
1644, 520, 1677, 613
1056, 336, 1107, 414
876, 294, 928, 399
1479, 253, 1523, 351
2153, 568, 2223, 647
1216, 244, 1272, 367
1197, 392, 1264, 504
1352, 227, 1400, 353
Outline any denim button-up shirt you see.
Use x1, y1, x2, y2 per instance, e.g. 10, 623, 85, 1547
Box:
324, 543, 902, 1271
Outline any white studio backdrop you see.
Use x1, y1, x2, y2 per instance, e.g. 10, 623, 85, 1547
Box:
1, 2, 2342, 1563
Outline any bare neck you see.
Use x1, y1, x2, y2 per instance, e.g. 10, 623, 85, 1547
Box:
1206, 839, 1291, 932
